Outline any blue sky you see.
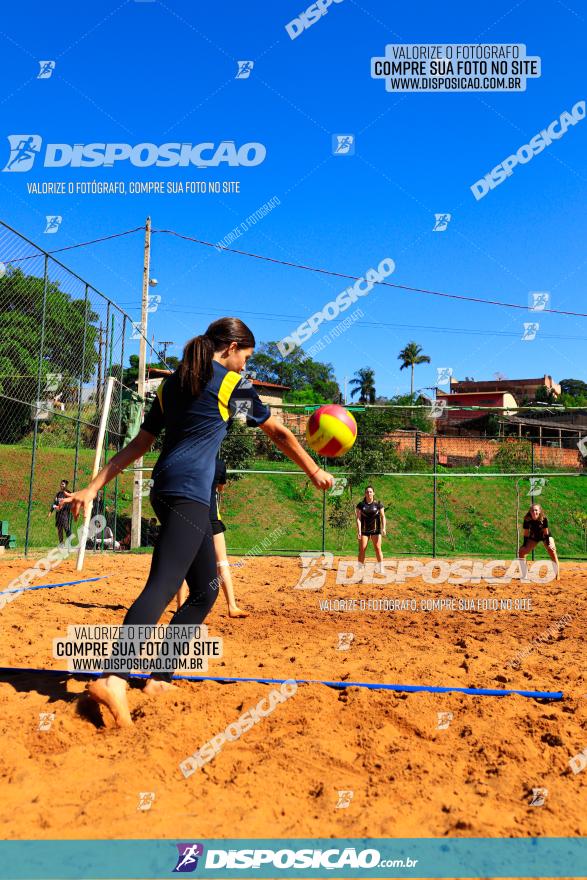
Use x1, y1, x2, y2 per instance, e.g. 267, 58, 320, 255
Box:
0, 0, 586, 398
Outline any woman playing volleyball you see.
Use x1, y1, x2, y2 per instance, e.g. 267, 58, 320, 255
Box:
518, 502, 560, 581
63, 318, 334, 726
356, 485, 386, 577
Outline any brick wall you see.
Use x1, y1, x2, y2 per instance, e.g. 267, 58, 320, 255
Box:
274, 411, 583, 469
387, 432, 582, 469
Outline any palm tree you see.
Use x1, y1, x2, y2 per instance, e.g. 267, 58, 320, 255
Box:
349, 367, 376, 404
398, 342, 431, 397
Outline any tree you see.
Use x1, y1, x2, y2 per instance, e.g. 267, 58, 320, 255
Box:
398, 342, 431, 397
219, 417, 255, 480
535, 385, 557, 404
121, 354, 179, 388
494, 440, 531, 472
247, 343, 341, 402
560, 379, 587, 398
0, 266, 99, 442
349, 367, 376, 403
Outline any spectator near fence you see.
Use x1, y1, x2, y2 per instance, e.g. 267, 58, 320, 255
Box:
48, 480, 72, 543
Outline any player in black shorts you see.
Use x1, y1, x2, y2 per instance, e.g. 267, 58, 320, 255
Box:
356, 485, 386, 577
63, 317, 334, 726
518, 503, 560, 580
176, 457, 249, 618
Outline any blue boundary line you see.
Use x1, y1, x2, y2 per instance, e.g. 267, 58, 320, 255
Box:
0, 576, 108, 595
0, 666, 563, 699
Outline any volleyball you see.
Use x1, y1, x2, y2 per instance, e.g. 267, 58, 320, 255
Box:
305, 404, 357, 457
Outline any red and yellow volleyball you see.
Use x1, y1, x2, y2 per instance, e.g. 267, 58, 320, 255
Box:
305, 404, 357, 457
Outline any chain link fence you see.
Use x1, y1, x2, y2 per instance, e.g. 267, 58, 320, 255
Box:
1, 218, 586, 559
0, 219, 161, 554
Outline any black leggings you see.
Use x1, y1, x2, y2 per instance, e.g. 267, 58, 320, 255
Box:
119, 494, 218, 681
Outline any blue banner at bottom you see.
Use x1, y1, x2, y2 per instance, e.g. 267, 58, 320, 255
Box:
0, 838, 586, 879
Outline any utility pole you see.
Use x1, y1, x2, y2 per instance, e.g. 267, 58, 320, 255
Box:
96, 322, 104, 410
158, 340, 174, 364
343, 375, 348, 405
131, 217, 152, 549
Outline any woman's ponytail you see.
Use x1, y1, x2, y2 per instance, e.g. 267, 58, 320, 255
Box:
178, 334, 215, 397
178, 317, 256, 398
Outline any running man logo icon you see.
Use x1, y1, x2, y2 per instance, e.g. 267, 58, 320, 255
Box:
433, 213, 451, 232
38, 712, 55, 731
437, 711, 453, 730
529, 291, 550, 311
329, 477, 348, 497
337, 632, 354, 651
31, 400, 51, 421
173, 843, 204, 873
37, 60, 56, 79
44, 373, 62, 394
239, 370, 257, 389
430, 399, 447, 419
147, 293, 161, 313
336, 790, 354, 809
568, 748, 587, 774
230, 399, 252, 420
138, 478, 154, 498
44, 216, 62, 234
332, 134, 355, 155
529, 787, 548, 807
236, 61, 254, 79
436, 366, 453, 386
137, 791, 155, 811
522, 322, 539, 341
131, 321, 144, 340
3, 135, 42, 172
294, 552, 334, 590
528, 477, 547, 497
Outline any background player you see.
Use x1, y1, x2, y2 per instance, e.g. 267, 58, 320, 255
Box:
176, 456, 249, 618
356, 485, 386, 577
48, 479, 72, 543
518, 502, 560, 580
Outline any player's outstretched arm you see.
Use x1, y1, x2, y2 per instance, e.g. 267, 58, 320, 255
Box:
61, 429, 157, 519
260, 416, 334, 490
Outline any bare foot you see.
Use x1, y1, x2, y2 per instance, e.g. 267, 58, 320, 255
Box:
143, 678, 179, 696
228, 606, 250, 619
87, 677, 132, 727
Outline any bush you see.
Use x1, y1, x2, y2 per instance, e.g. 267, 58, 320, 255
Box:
493, 440, 531, 472
328, 495, 353, 549
254, 430, 287, 462
219, 418, 255, 479
399, 450, 432, 472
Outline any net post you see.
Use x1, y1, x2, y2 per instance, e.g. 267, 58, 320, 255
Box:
76, 376, 115, 571
321, 456, 327, 553
72, 285, 90, 492
432, 435, 437, 558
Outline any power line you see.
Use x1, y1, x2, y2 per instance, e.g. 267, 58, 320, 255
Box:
4, 221, 587, 320
2, 227, 144, 263
143, 305, 587, 343
152, 227, 587, 319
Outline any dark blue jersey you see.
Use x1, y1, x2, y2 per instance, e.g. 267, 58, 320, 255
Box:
141, 362, 270, 506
